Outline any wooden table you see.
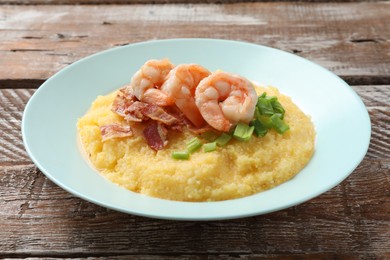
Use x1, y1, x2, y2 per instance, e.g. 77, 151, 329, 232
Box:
1, 0, 389, 258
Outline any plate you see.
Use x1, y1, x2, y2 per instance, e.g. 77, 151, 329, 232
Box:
22, 39, 371, 220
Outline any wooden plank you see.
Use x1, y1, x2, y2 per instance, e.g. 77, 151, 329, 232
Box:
0, 254, 389, 260
0, 2, 389, 84
1, 86, 388, 165
0, 158, 388, 255
1, 254, 389, 259
0, 0, 384, 5
0, 89, 34, 165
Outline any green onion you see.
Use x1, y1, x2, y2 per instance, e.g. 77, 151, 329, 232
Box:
254, 106, 262, 120
186, 137, 203, 153
215, 133, 232, 146
271, 114, 290, 134
252, 92, 289, 136
270, 99, 285, 119
233, 123, 254, 141
271, 100, 285, 114
258, 115, 273, 129
265, 95, 277, 102
250, 119, 268, 137
201, 131, 218, 141
204, 142, 217, 152
172, 151, 190, 160
257, 96, 274, 116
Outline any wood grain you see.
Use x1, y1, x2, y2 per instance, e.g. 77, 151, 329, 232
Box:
0, 0, 384, 5
0, 2, 389, 85
0, 159, 388, 256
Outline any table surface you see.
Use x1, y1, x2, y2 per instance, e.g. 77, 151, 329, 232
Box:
1, 0, 389, 258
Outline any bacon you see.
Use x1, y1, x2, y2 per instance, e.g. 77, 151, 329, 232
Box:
110, 87, 210, 150
139, 103, 179, 126
143, 121, 168, 151
111, 89, 182, 126
111, 88, 138, 118
125, 101, 149, 122
100, 124, 133, 142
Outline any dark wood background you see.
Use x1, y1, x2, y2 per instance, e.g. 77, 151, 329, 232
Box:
0, 0, 389, 258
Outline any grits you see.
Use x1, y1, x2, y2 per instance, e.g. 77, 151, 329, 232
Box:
77, 86, 315, 202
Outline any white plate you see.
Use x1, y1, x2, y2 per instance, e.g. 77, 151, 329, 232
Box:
22, 39, 371, 220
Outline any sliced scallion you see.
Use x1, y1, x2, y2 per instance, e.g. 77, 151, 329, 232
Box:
258, 115, 273, 129
203, 142, 217, 152
186, 137, 203, 153
250, 119, 268, 137
265, 95, 277, 102
172, 151, 190, 160
254, 106, 262, 119
233, 123, 254, 141
215, 133, 232, 146
257, 97, 274, 116
270, 114, 290, 134
270, 99, 285, 119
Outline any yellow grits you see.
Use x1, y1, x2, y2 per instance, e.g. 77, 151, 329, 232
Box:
77, 86, 315, 202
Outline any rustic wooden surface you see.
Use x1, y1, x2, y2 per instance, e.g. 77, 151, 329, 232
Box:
0, 0, 389, 259
0, 0, 383, 5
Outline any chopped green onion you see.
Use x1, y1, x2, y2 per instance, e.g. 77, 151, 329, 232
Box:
172, 151, 190, 160
254, 106, 262, 119
252, 92, 289, 136
201, 131, 218, 141
270, 99, 285, 119
233, 123, 254, 141
265, 95, 277, 102
257, 96, 274, 116
258, 115, 273, 129
250, 119, 268, 137
271, 114, 290, 134
186, 137, 203, 153
204, 142, 217, 152
215, 133, 232, 146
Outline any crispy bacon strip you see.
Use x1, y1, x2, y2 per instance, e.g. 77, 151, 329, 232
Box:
100, 124, 133, 142
111, 89, 181, 126
143, 121, 168, 151
111, 88, 137, 117
110, 87, 211, 150
139, 103, 179, 126
125, 101, 148, 122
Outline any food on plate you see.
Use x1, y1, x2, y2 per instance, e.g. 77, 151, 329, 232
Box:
162, 64, 210, 127
77, 59, 315, 202
195, 71, 258, 132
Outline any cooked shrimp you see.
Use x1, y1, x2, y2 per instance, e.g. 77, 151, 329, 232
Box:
161, 64, 211, 127
127, 59, 175, 106
195, 71, 257, 132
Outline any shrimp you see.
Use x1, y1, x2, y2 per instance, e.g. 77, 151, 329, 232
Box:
195, 71, 257, 132
127, 59, 175, 106
161, 64, 211, 127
